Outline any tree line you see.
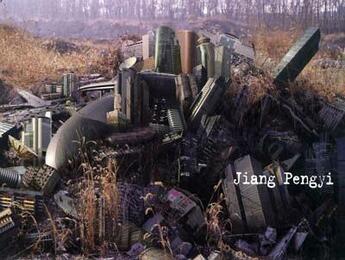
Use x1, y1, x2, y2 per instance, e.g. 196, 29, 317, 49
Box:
0, 0, 344, 32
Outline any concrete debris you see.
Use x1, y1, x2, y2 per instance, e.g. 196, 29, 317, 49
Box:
0, 25, 340, 259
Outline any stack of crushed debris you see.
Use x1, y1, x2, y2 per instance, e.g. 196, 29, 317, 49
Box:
0, 25, 344, 259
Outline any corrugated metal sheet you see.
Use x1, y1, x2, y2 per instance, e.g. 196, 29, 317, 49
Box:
0, 122, 15, 138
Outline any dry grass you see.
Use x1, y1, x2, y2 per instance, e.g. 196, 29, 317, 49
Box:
0, 24, 120, 89
76, 139, 120, 255
253, 27, 345, 99
253, 28, 301, 63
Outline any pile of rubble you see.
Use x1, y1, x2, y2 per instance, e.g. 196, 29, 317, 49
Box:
0, 25, 344, 259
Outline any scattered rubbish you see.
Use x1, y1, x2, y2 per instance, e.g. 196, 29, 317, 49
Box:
155, 26, 181, 74
139, 247, 174, 260
0, 167, 22, 188
0, 187, 44, 214
54, 190, 78, 219
0, 208, 16, 249
22, 165, 60, 195
8, 135, 38, 160
0, 24, 340, 259
318, 97, 345, 131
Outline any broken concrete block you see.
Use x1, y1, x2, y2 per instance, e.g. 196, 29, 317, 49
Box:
273, 27, 320, 86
